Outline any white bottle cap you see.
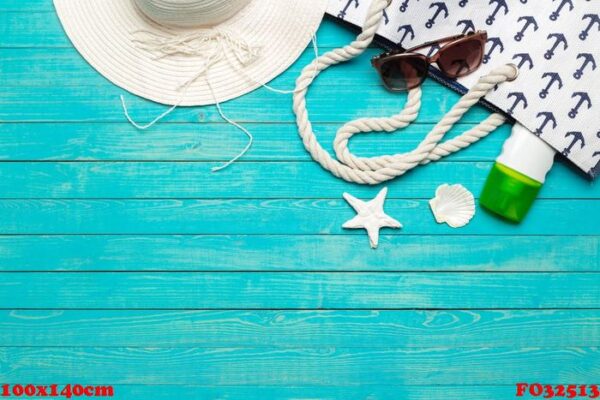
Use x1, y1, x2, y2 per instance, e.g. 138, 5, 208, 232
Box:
497, 123, 556, 183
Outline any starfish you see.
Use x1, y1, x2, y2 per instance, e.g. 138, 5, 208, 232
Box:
342, 187, 402, 249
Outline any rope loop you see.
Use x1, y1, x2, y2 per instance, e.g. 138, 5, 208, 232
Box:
293, 0, 518, 185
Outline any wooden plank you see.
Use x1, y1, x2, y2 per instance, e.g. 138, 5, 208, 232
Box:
0, 13, 357, 48
0, 81, 492, 123
0, 199, 596, 235
2, 309, 600, 347
0, 161, 594, 199
0, 12, 67, 48
0, 235, 596, 272
2, 47, 385, 88
1, 346, 599, 384
0, 122, 511, 162
0, 272, 598, 309
0, 385, 522, 400
0, 0, 54, 12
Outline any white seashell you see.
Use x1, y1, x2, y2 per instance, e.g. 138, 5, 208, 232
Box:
429, 184, 475, 228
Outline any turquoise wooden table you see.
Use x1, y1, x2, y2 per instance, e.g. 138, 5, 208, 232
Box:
1, 1, 600, 399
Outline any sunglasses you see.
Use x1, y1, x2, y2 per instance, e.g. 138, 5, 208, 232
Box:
372, 31, 488, 92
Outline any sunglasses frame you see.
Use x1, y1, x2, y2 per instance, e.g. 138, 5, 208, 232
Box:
371, 31, 488, 92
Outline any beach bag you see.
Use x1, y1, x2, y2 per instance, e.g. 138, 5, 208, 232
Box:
328, 0, 600, 177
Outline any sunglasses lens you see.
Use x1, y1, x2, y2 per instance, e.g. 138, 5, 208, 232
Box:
437, 37, 484, 78
379, 56, 428, 91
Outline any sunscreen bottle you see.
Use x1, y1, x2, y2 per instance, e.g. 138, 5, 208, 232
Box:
480, 123, 556, 222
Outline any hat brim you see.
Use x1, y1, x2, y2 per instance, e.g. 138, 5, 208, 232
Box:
54, 0, 327, 106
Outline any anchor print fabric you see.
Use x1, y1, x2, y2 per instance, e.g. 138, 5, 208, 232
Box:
327, 0, 600, 177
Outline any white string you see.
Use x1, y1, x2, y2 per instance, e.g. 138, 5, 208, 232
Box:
120, 96, 181, 130
292, 0, 518, 185
244, 35, 320, 95
119, 29, 229, 131
206, 78, 253, 173
120, 28, 320, 170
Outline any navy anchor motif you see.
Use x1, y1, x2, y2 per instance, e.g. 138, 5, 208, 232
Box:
397, 24, 415, 46
456, 19, 475, 34
426, 43, 441, 58
338, 0, 359, 19
507, 92, 528, 115
568, 92, 592, 119
514, 16, 538, 42
574, 53, 597, 79
512, 53, 534, 70
593, 132, 600, 174
459, 0, 468, 7
486, 0, 508, 26
483, 37, 503, 64
399, 0, 419, 13
562, 131, 586, 156
539, 72, 563, 99
535, 112, 557, 136
549, 0, 574, 22
592, 151, 600, 175
544, 33, 568, 60
426, 2, 449, 29
579, 14, 600, 40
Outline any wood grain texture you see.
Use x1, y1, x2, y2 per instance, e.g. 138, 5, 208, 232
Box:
0, 272, 598, 309
2, 310, 599, 347
0, 161, 595, 199
0, 199, 596, 235
1, 346, 599, 385
0, 235, 596, 272
0, 0, 50, 12
0, 82, 492, 123
2, 47, 385, 88
0, 385, 523, 400
2, 0, 599, 394
0, 122, 512, 161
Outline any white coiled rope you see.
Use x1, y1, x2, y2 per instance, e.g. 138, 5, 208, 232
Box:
293, 0, 518, 185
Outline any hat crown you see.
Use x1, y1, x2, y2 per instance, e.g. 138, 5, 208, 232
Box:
134, 0, 251, 28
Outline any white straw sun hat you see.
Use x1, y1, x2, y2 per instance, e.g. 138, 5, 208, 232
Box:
53, 0, 328, 106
